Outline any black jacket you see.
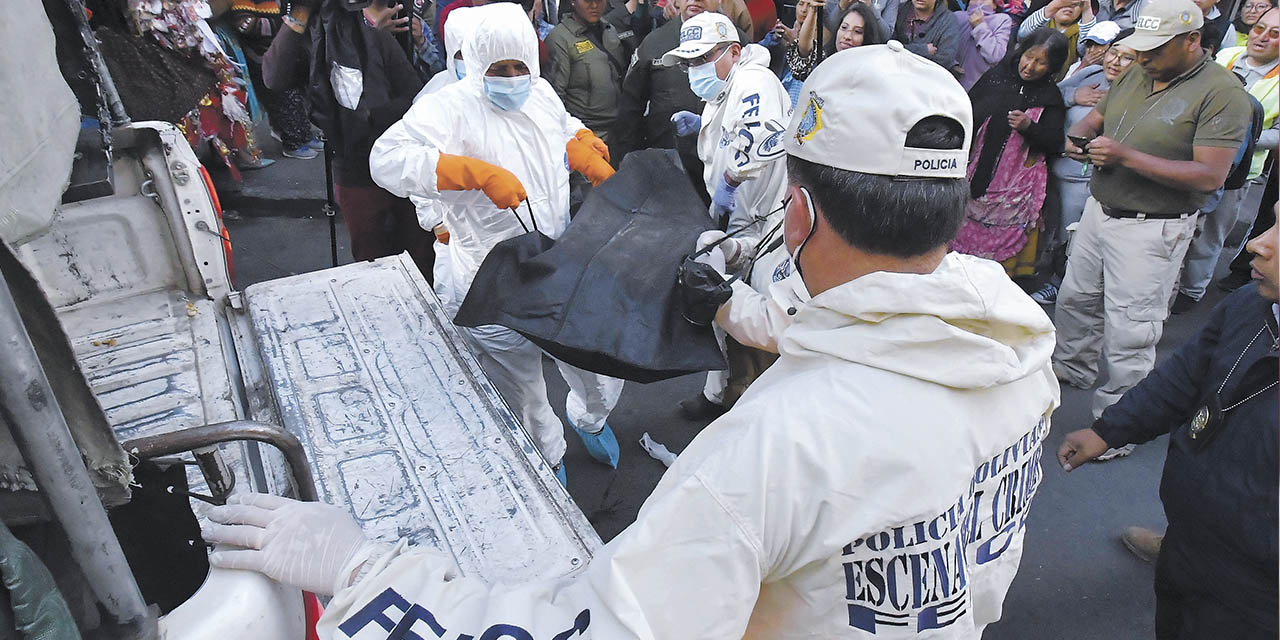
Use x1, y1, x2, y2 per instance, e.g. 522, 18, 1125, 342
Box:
309, 5, 423, 186
1093, 284, 1279, 635
966, 55, 1066, 198
616, 18, 702, 158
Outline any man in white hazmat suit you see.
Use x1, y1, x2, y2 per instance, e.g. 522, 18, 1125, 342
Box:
665, 11, 793, 418
410, 5, 482, 308
201, 43, 1060, 639
368, 3, 622, 482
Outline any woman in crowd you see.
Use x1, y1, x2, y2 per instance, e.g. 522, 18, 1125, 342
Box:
952, 28, 1068, 279
821, 0, 898, 42
1222, 0, 1278, 48
1031, 38, 1135, 304
786, 0, 884, 80
954, 0, 1013, 90
1017, 0, 1095, 80
1063, 20, 1121, 76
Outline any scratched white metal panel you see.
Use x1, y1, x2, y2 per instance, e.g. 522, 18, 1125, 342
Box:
62, 290, 238, 440
242, 255, 601, 584
15, 149, 250, 497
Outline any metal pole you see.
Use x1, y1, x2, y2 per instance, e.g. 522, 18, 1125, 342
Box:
0, 272, 151, 630
323, 135, 340, 267
816, 3, 825, 63
65, 0, 130, 125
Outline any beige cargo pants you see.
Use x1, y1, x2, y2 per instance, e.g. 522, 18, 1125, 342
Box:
1052, 197, 1198, 418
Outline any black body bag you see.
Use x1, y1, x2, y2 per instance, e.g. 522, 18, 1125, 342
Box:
454, 149, 727, 383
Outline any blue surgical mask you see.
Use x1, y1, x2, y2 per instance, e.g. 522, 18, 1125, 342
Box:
687, 46, 731, 100
688, 60, 727, 101
454, 59, 466, 80
483, 74, 533, 111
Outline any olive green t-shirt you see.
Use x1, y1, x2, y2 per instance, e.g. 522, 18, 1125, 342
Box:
1090, 53, 1252, 214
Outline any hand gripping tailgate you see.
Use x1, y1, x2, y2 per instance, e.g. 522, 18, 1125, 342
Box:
241, 255, 599, 584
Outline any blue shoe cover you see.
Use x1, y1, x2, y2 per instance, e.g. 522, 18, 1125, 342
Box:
569, 419, 620, 468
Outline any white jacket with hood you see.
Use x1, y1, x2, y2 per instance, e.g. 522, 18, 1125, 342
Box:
698, 43, 792, 245
369, 3, 584, 309
316, 252, 1060, 639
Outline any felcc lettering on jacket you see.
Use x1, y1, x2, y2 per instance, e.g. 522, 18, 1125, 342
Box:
338, 588, 591, 639
839, 417, 1049, 635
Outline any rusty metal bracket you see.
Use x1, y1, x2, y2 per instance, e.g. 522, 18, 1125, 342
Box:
123, 421, 318, 503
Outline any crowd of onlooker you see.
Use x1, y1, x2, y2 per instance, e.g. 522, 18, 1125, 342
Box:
186, 0, 1276, 318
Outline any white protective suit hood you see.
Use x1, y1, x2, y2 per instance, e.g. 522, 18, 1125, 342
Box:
463, 2, 541, 83
418, 5, 481, 99
782, 252, 1057, 389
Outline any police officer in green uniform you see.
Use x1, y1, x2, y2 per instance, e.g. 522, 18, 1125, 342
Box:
547, 0, 630, 150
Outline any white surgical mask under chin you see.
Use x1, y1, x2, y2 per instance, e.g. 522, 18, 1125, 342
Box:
454, 59, 467, 80
483, 74, 533, 111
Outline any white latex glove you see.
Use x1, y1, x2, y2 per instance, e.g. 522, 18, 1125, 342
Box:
693, 244, 727, 277
696, 229, 743, 264
202, 493, 372, 596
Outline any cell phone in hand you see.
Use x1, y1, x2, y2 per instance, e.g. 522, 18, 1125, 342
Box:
1067, 135, 1093, 150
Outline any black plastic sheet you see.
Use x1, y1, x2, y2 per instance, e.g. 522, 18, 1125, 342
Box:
454, 149, 726, 383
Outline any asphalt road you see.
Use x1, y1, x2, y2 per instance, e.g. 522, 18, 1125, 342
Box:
223, 182, 1247, 640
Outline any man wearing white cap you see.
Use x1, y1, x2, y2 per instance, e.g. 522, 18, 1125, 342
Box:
1053, 0, 1252, 458
661, 11, 793, 419
201, 42, 1059, 639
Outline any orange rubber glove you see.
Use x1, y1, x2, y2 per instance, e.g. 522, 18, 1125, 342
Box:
435, 153, 527, 209
574, 128, 610, 163
431, 223, 450, 245
566, 138, 615, 186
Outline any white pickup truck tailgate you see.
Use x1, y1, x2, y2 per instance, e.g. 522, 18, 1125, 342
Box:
241, 254, 600, 584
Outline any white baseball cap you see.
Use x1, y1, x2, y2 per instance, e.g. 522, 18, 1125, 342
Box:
660, 12, 739, 66
1081, 20, 1123, 45
784, 41, 972, 179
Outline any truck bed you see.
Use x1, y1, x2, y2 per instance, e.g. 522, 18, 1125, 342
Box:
239, 255, 600, 584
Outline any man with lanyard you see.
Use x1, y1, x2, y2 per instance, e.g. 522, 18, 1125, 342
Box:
1058, 216, 1279, 638
1053, 0, 1252, 459
663, 11, 792, 418
1176, 6, 1278, 311
200, 44, 1060, 638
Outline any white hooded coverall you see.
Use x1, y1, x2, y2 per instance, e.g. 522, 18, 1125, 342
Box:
316, 253, 1061, 639
370, 4, 623, 467
696, 42, 793, 404
411, 6, 481, 309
